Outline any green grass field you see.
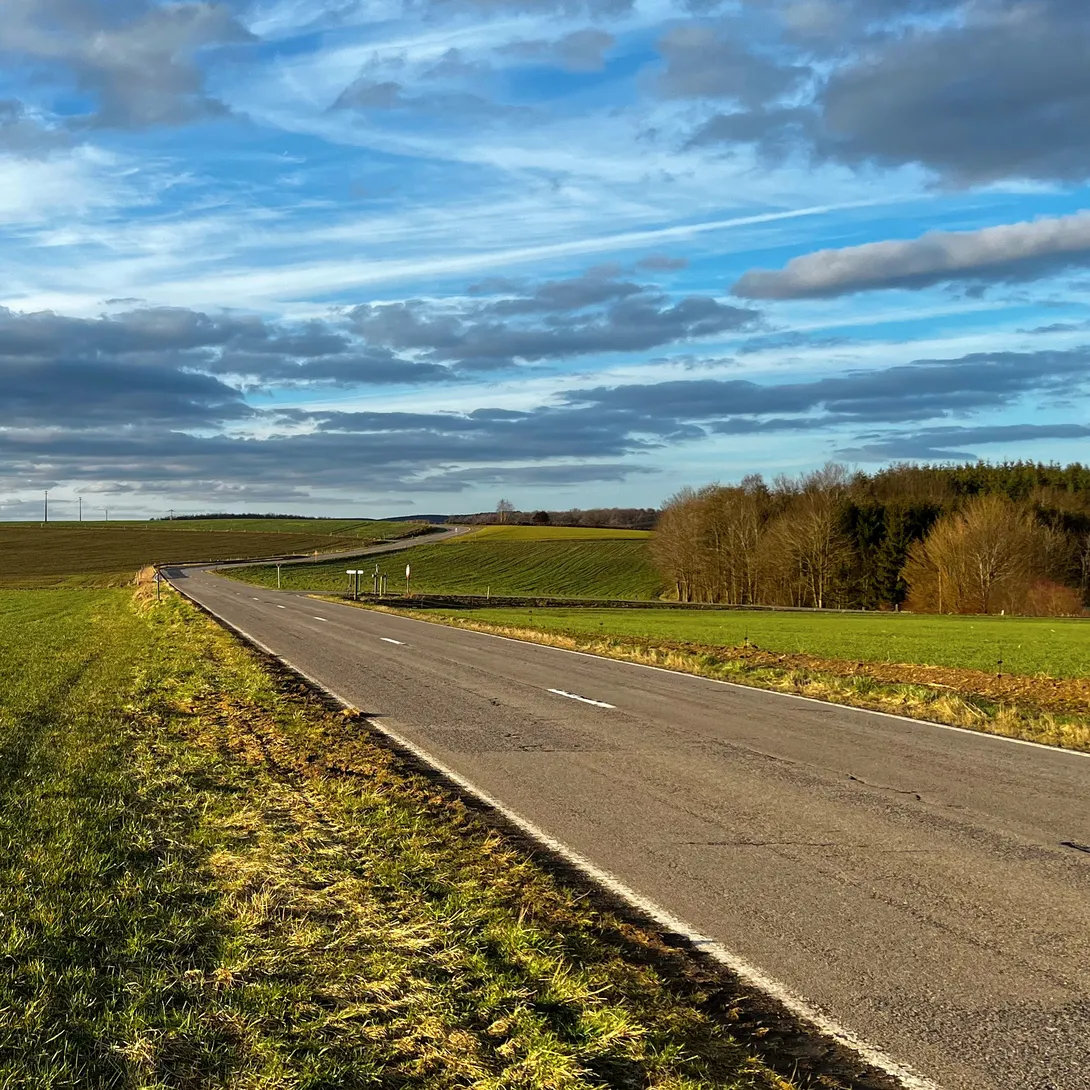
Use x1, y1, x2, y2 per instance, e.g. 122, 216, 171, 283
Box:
157, 517, 421, 538
0, 587, 783, 1089
419, 606, 1090, 679
0, 520, 424, 588
230, 525, 665, 599
465, 524, 652, 541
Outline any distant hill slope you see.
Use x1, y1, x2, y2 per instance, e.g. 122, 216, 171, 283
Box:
228, 525, 665, 600
463, 525, 652, 542
0, 520, 426, 588
162, 519, 423, 538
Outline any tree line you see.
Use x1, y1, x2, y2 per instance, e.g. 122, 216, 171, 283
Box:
651, 462, 1090, 615
450, 505, 658, 530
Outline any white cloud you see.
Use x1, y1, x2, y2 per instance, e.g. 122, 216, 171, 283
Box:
733, 210, 1090, 298
0, 147, 138, 226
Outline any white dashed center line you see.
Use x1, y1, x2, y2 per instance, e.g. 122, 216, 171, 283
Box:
252, 597, 261, 601
313, 616, 329, 622
547, 688, 615, 709
380, 637, 404, 645
277, 605, 286, 609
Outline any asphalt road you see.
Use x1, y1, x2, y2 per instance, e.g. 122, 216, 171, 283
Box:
169, 566, 1090, 1090
209, 524, 470, 569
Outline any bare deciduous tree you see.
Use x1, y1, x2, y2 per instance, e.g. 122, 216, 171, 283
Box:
904, 494, 1040, 613
765, 464, 850, 608
1080, 532, 1090, 604
651, 488, 705, 602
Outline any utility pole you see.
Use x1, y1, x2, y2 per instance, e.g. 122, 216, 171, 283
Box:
104, 507, 108, 522
43, 490, 48, 525
78, 495, 82, 522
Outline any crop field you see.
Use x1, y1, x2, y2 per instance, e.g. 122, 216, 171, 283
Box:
0, 521, 423, 588
465, 524, 653, 541
230, 525, 665, 599
160, 517, 421, 538
0, 586, 785, 1089
418, 606, 1090, 679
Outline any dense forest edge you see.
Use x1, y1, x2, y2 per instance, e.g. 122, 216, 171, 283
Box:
653, 461, 1090, 615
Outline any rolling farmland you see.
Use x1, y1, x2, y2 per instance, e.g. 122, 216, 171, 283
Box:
158, 518, 421, 538
0, 521, 425, 588
229, 524, 666, 600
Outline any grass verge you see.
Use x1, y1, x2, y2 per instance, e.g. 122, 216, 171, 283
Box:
0, 585, 801, 1089
392, 606, 1090, 679
346, 603, 1090, 753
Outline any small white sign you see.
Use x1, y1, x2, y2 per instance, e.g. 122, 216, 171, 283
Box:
405, 564, 411, 577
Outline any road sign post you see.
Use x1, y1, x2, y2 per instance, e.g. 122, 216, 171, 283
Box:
347, 569, 363, 600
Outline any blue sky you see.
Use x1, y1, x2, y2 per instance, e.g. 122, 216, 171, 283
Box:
2, 0, 1089, 518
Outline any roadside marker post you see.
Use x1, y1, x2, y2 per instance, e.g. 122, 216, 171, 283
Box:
405, 563, 411, 598
276, 564, 281, 589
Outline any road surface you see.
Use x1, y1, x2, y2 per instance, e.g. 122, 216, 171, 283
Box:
208, 523, 470, 570
168, 566, 1090, 1090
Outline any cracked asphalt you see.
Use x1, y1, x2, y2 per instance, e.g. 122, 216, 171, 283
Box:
170, 565, 1090, 1090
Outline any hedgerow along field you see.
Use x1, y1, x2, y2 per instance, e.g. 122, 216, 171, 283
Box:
227, 523, 667, 599
414, 605, 1090, 678
0, 584, 789, 1090
0, 519, 423, 588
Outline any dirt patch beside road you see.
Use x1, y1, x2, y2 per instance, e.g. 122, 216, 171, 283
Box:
726, 641, 1090, 718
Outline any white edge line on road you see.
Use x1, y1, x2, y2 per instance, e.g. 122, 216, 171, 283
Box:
172, 582, 942, 1090
380, 637, 404, 645
548, 688, 615, 709
367, 612, 1089, 762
